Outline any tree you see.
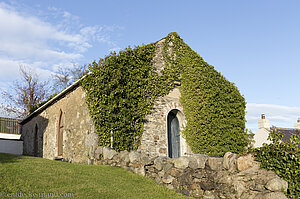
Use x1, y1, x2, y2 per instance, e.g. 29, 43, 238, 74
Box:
0, 66, 49, 119
52, 63, 88, 92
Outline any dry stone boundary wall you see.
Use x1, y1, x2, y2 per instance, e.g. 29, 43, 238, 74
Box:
90, 147, 288, 199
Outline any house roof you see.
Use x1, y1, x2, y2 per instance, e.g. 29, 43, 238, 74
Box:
20, 74, 88, 125
270, 126, 300, 142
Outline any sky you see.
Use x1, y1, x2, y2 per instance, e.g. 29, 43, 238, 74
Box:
0, 0, 300, 133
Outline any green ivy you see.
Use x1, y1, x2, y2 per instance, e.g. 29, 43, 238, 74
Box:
254, 129, 300, 198
81, 32, 248, 155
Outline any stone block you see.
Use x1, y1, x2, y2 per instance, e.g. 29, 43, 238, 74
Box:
102, 147, 117, 160
154, 156, 169, 171
166, 167, 183, 177
265, 178, 288, 192
119, 150, 130, 163
161, 162, 173, 172
223, 152, 237, 172
207, 156, 223, 171
236, 154, 256, 171
192, 154, 208, 169
140, 153, 152, 165
162, 175, 175, 184
200, 181, 215, 191
134, 167, 145, 176
203, 191, 216, 199
94, 146, 103, 159
173, 156, 190, 169
129, 151, 141, 163
187, 157, 198, 169
233, 180, 247, 198
256, 192, 288, 199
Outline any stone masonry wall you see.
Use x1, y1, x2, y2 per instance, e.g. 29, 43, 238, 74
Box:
91, 147, 288, 199
139, 88, 192, 157
22, 86, 98, 163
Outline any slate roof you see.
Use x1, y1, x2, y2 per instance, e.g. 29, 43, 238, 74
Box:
270, 126, 300, 142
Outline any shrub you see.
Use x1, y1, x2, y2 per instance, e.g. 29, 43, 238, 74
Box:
254, 129, 300, 198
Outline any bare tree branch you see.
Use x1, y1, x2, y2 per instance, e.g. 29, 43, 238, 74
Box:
0, 65, 49, 119
51, 63, 88, 93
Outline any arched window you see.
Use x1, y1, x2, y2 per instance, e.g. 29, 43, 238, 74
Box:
167, 110, 181, 158
58, 110, 64, 156
33, 124, 38, 156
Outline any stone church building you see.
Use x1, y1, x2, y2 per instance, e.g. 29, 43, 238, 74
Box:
21, 36, 193, 163
21, 80, 190, 163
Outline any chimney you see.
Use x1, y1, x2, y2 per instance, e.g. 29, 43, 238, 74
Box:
294, 117, 300, 129
258, 114, 270, 130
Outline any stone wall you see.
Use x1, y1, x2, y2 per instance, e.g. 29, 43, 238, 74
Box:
21, 86, 98, 163
91, 147, 288, 199
139, 88, 192, 157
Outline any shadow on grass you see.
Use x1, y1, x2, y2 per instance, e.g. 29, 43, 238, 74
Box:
0, 153, 24, 164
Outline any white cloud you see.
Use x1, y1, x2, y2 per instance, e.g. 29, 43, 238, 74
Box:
246, 103, 300, 133
0, 3, 87, 61
0, 2, 122, 89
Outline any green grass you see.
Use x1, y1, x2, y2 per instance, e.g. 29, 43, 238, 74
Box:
0, 153, 189, 199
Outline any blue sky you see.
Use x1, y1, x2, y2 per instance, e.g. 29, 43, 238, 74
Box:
0, 0, 300, 132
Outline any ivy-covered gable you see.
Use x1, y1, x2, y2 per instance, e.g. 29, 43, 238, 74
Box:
81, 32, 248, 156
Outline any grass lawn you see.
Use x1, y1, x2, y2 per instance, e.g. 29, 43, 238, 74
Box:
0, 153, 190, 199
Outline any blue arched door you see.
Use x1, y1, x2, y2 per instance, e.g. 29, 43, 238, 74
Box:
167, 111, 180, 158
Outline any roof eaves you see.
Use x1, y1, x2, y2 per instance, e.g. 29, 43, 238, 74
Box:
20, 74, 88, 125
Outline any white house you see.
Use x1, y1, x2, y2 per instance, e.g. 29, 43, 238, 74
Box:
253, 114, 300, 148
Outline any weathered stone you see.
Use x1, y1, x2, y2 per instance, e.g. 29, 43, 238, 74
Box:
207, 156, 223, 171
191, 182, 201, 190
178, 172, 193, 185
94, 146, 103, 159
218, 175, 232, 184
237, 164, 260, 177
153, 156, 168, 171
223, 152, 237, 172
102, 147, 117, 160
112, 153, 120, 161
129, 151, 141, 163
250, 184, 266, 192
192, 169, 206, 179
21, 86, 99, 163
158, 170, 165, 178
119, 150, 130, 163
233, 180, 247, 198
256, 192, 288, 199
120, 161, 129, 168
159, 148, 167, 154
140, 153, 152, 165
173, 156, 190, 169
200, 181, 215, 191
133, 167, 145, 176
167, 167, 183, 177
193, 154, 208, 169
236, 154, 255, 171
162, 175, 175, 184
187, 157, 198, 169
162, 163, 173, 172
265, 178, 288, 192
203, 190, 216, 199
240, 190, 259, 199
